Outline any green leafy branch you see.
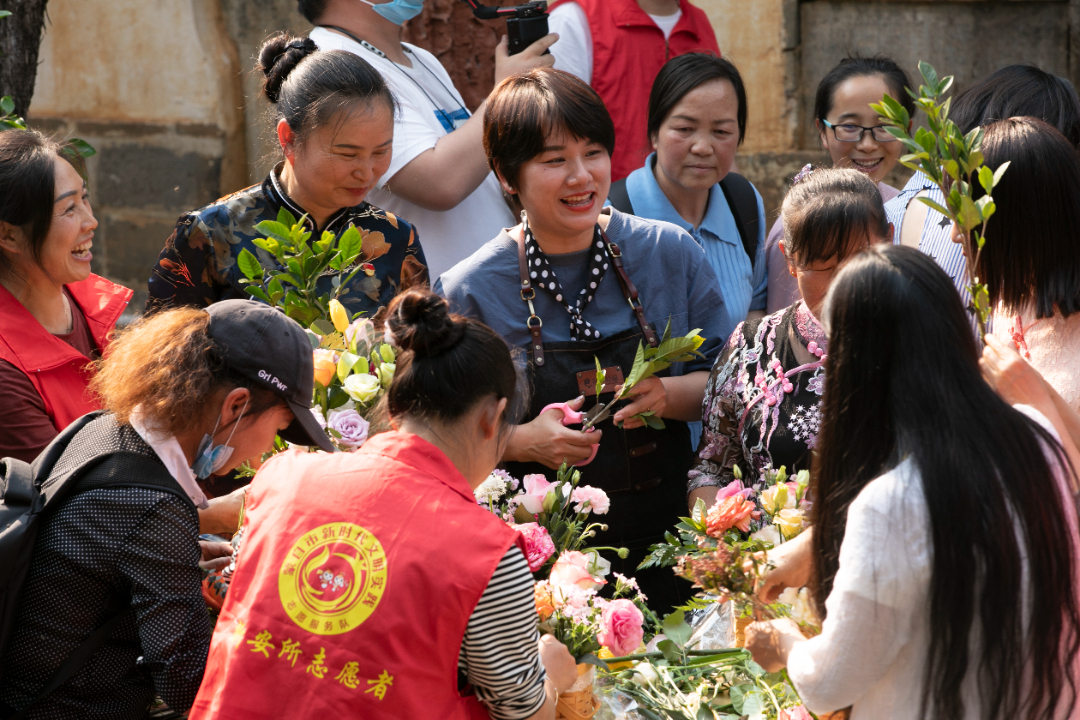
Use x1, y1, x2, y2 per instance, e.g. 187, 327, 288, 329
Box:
584, 319, 705, 431
237, 207, 367, 330
872, 61, 1008, 337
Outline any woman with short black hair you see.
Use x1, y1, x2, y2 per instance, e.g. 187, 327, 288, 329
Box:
437, 68, 729, 612
609, 53, 765, 350
746, 244, 1080, 720
147, 32, 428, 320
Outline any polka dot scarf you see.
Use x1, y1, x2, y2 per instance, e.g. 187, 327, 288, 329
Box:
523, 219, 610, 341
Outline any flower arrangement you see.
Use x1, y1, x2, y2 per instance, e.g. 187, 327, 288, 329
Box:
235, 208, 398, 452
872, 61, 1008, 337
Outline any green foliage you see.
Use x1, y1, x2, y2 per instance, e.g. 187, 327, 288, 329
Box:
585, 318, 705, 431
872, 61, 1007, 337
238, 207, 367, 327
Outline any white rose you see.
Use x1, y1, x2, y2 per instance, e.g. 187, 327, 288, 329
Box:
751, 524, 782, 547
343, 373, 381, 403
631, 662, 658, 685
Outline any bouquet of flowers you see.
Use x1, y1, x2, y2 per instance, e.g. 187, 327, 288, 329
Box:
474, 463, 626, 577
235, 208, 397, 452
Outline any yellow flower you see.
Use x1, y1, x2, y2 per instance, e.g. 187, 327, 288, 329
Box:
343, 373, 381, 403
760, 484, 789, 517
775, 508, 807, 540
329, 299, 349, 334
312, 349, 337, 388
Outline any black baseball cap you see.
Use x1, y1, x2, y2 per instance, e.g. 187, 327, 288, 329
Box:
205, 299, 336, 452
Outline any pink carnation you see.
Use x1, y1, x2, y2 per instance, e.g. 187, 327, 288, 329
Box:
511, 522, 556, 572
570, 485, 610, 515
596, 598, 644, 656
550, 551, 605, 591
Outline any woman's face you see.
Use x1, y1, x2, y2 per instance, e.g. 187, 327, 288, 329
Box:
506, 130, 611, 243
784, 226, 893, 318
14, 156, 99, 287
652, 78, 740, 194
818, 75, 903, 185
280, 102, 394, 212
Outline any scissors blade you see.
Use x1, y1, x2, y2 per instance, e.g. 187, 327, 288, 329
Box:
583, 402, 612, 428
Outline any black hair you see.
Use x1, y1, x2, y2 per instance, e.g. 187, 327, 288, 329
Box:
0, 129, 87, 276
779, 167, 888, 266
258, 32, 396, 144
647, 53, 747, 146
950, 64, 1080, 146
814, 55, 915, 124
973, 117, 1080, 319
296, 0, 330, 23
385, 290, 527, 431
815, 244, 1080, 720
484, 68, 616, 194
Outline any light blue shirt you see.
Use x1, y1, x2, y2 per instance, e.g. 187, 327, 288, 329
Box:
622, 155, 769, 451
625, 154, 769, 323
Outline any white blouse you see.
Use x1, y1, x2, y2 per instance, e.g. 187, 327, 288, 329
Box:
787, 406, 1075, 719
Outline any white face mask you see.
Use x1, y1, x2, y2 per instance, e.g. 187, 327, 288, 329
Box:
191, 401, 248, 480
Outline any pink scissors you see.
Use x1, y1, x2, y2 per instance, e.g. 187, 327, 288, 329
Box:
539, 400, 612, 466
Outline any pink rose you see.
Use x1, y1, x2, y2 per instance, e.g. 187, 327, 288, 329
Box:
549, 551, 605, 591
596, 598, 644, 656
511, 522, 556, 572
570, 485, 610, 515
779, 707, 812, 720
517, 474, 555, 515
717, 478, 754, 501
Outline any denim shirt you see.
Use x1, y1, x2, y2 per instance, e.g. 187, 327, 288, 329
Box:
624, 154, 768, 324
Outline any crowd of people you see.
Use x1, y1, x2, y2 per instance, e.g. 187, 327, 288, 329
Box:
2, 0, 1080, 718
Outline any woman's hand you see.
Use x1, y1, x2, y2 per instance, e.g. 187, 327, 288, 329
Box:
493, 34, 558, 87
980, 333, 1050, 408
613, 376, 667, 430
745, 618, 804, 673
756, 527, 813, 603
197, 485, 249, 536
198, 540, 234, 572
538, 635, 578, 693
504, 395, 601, 468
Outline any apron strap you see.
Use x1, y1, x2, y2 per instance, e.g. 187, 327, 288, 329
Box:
599, 227, 659, 348
515, 228, 546, 366
514, 224, 659, 359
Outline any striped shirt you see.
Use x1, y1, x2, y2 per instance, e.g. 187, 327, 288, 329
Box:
458, 546, 547, 720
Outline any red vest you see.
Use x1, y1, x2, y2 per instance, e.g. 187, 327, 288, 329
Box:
190, 433, 525, 720
551, 0, 721, 181
0, 274, 131, 431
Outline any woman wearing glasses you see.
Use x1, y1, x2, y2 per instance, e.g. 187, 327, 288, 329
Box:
765, 57, 913, 312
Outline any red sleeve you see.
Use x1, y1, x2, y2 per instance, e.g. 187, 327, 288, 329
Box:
0, 360, 59, 463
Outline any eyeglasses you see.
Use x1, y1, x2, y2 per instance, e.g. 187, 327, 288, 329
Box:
821, 119, 898, 143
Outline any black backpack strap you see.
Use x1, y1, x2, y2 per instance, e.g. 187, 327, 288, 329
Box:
719, 172, 761, 270
8, 601, 127, 720
607, 177, 635, 215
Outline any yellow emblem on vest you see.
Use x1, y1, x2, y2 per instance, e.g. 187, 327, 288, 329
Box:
278, 522, 387, 635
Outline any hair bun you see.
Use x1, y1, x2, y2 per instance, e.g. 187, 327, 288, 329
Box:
387, 290, 467, 359
258, 33, 319, 104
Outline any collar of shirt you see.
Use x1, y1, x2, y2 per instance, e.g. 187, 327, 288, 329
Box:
264, 162, 353, 236
626, 153, 739, 248
129, 406, 210, 510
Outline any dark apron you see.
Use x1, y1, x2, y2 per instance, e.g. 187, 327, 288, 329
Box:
503, 228, 693, 613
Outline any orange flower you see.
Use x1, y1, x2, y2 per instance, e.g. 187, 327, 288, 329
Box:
312, 349, 337, 388
706, 495, 760, 537
534, 581, 555, 622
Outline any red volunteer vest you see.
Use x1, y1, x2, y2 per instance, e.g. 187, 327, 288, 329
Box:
190, 432, 525, 720
0, 274, 131, 431
551, 0, 721, 181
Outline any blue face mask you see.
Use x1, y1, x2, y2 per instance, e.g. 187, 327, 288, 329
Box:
191, 403, 248, 480
359, 0, 424, 25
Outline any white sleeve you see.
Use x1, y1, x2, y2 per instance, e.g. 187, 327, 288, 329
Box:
382, 81, 444, 183
786, 463, 931, 713
548, 3, 592, 84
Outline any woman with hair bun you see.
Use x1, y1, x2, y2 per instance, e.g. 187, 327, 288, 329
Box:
0, 299, 331, 719
147, 32, 428, 320
189, 289, 577, 720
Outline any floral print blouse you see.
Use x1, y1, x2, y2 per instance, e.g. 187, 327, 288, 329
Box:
688, 301, 827, 494
146, 164, 428, 319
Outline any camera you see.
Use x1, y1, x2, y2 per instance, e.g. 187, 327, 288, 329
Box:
460, 0, 550, 56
